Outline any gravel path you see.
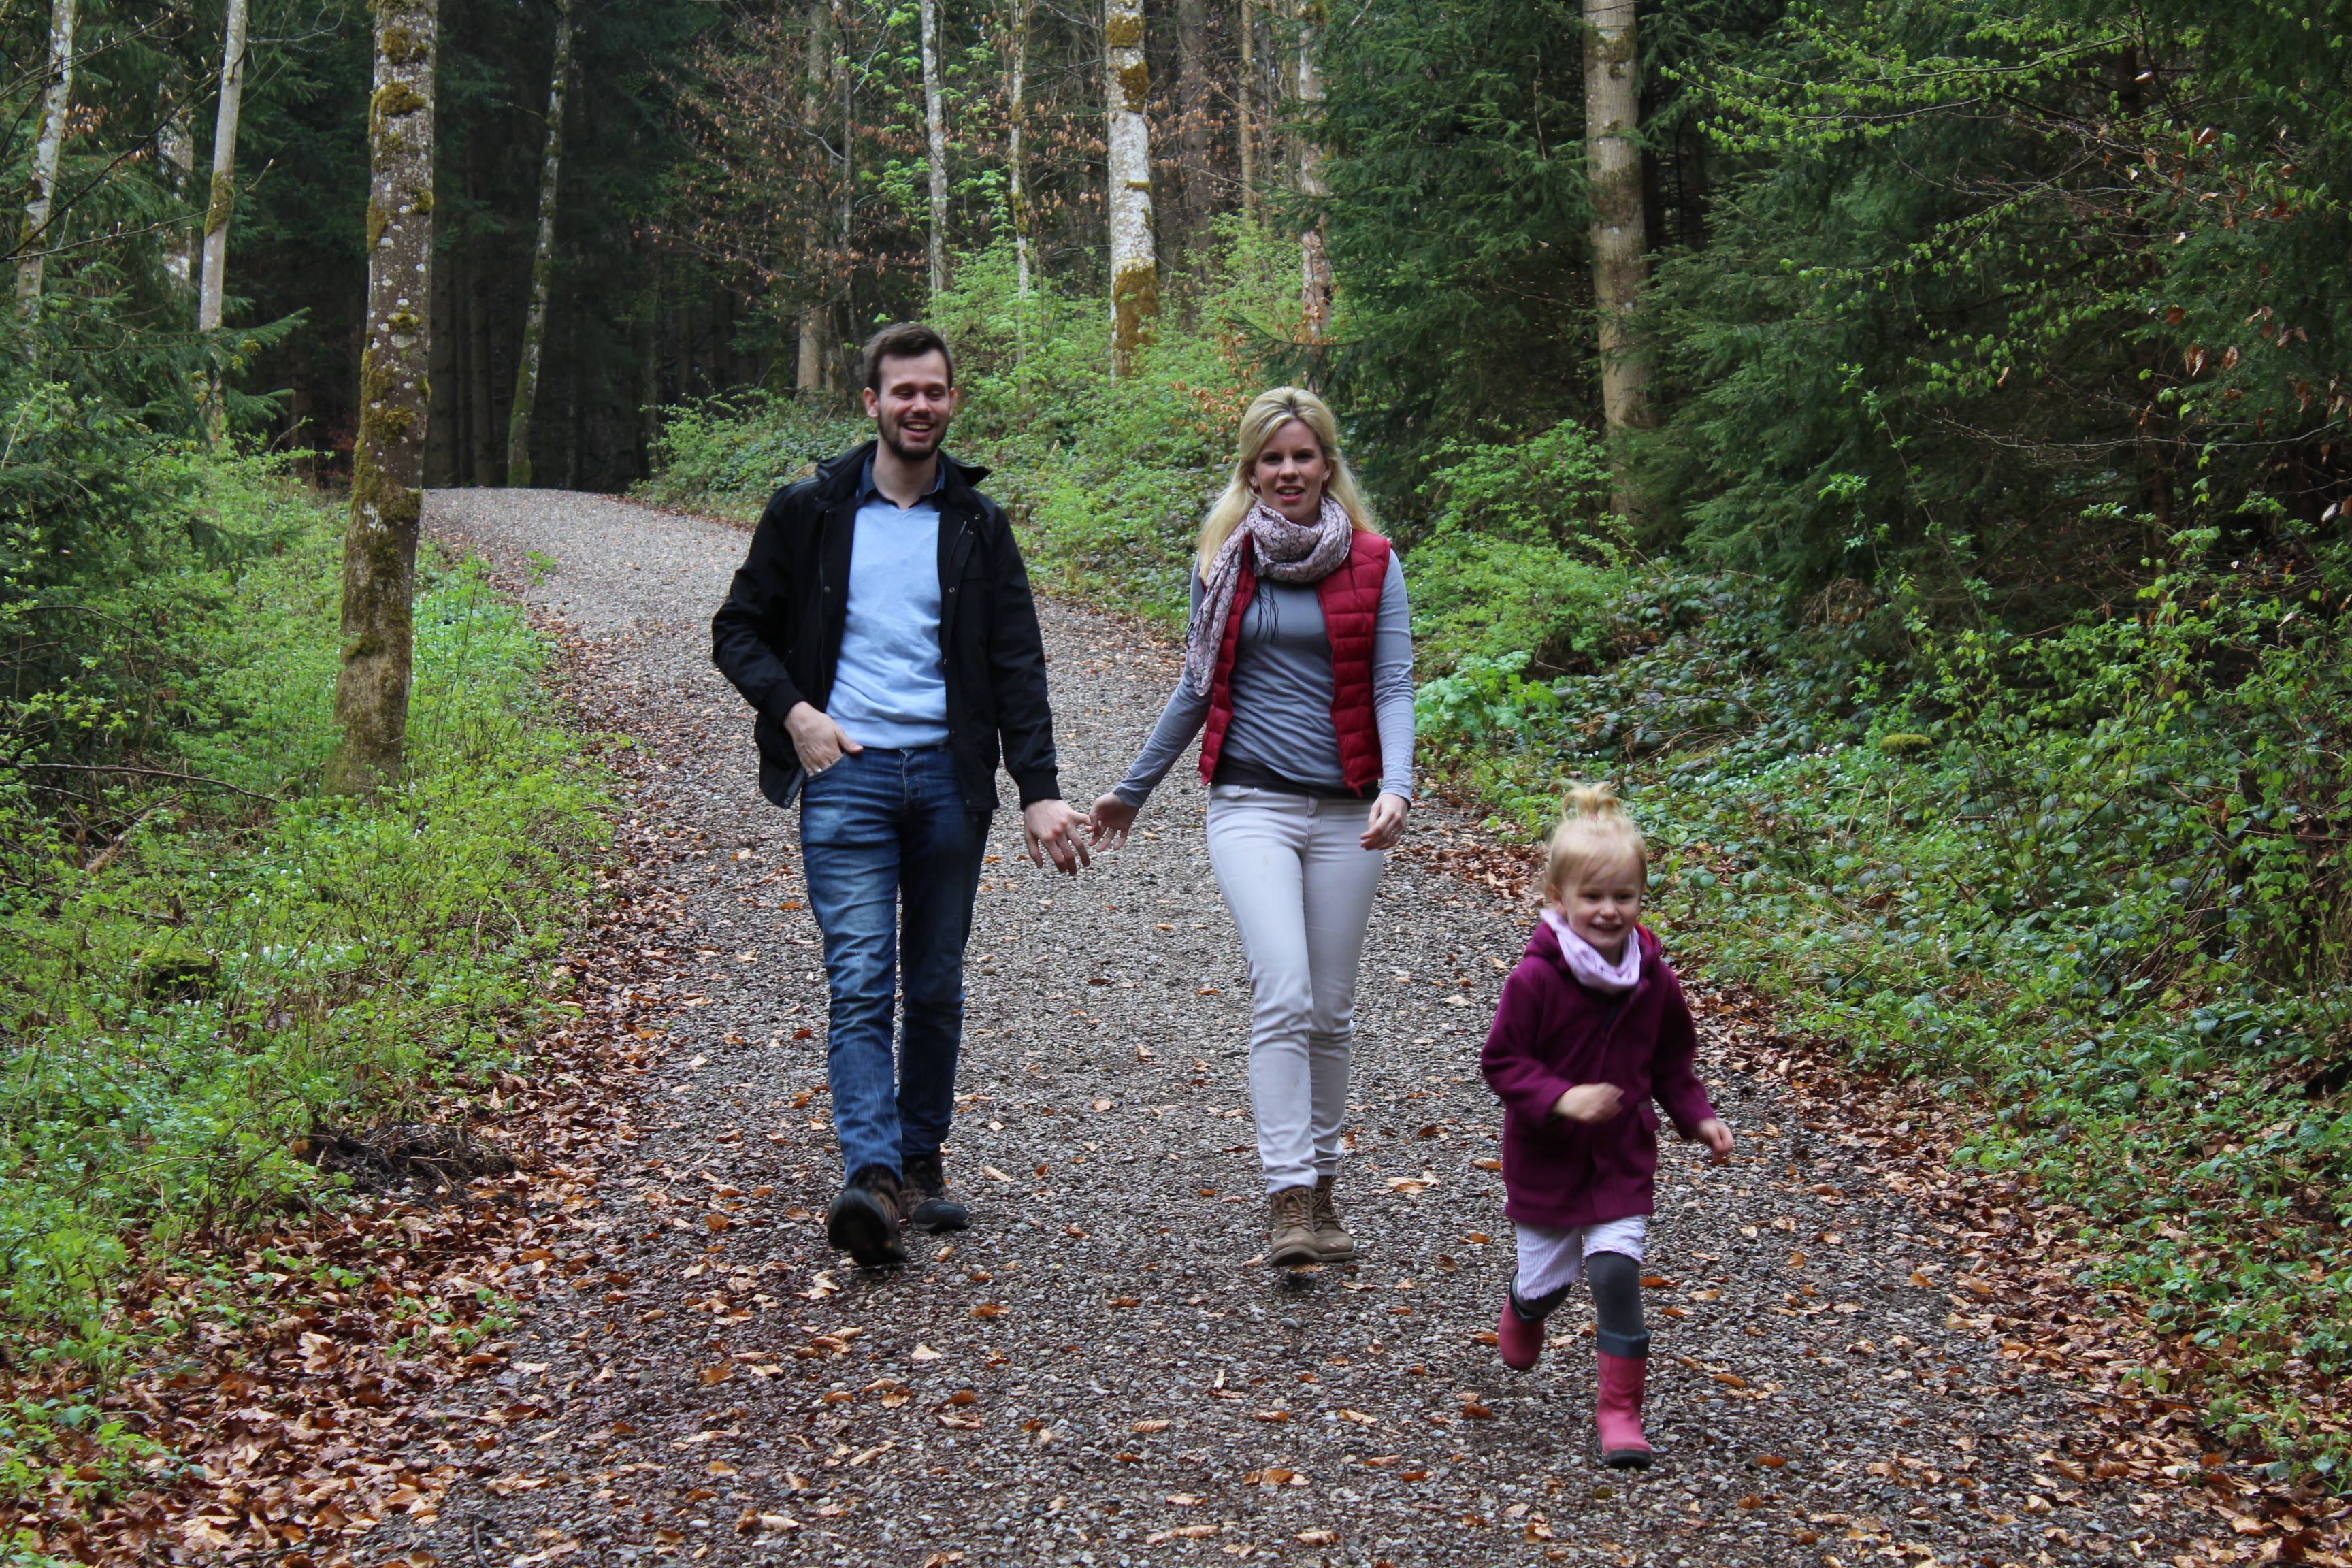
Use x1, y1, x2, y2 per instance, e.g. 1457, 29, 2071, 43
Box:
393, 487, 2212, 1568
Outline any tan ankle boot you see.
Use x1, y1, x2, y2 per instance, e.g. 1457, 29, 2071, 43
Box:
1267, 1185, 1319, 1267
1311, 1174, 1355, 1260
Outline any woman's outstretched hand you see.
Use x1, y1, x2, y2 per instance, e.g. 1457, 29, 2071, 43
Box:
1088, 792, 1139, 851
1360, 791, 1409, 851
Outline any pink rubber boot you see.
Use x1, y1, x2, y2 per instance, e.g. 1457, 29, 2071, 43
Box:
1496, 1298, 1543, 1372
1595, 1352, 1652, 1469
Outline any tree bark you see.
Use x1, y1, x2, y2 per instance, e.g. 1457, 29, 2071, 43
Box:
507, 0, 576, 488
195, 0, 250, 440
468, 249, 497, 484
1237, 0, 1254, 225
921, 0, 947, 297
330, 0, 438, 795
1296, 0, 1330, 338
797, 312, 826, 393
16, 0, 78, 318
1007, 0, 1032, 296
1176, 0, 1212, 265
1105, 0, 1158, 376
197, 0, 249, 338
1584, 0, 1652, 514
425, 191, 457, 486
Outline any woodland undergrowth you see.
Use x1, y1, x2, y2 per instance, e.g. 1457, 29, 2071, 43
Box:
0, 443, 608, 1353
645, 245, 2352, 1478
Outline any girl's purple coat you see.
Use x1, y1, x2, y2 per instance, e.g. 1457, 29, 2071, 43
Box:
1480, 922, 1718, 1230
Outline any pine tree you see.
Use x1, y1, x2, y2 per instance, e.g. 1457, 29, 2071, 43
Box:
331, 0, 439, 793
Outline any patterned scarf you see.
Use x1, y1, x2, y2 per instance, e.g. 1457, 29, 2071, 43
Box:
1183, 493, 1354, 696
1542, 908, 1644, 995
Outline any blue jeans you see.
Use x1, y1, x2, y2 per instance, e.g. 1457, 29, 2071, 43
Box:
798, 746, 991, 1180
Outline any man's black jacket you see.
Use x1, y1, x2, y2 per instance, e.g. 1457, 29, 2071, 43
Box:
710, 440, 1062, 815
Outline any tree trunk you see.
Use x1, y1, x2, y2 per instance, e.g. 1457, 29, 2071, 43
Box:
16, 0, 78, 318
1584, 0, 1652, 514
468, 251, 497, 485
1007, 0, 1032, 296
507, 0, 576, 488
1296, 0, 1330, 338
636, 274, 659, 472
1176, 0, 1211, 267
921, 0, 947, 298
195, 0, 250, 439
1105, 0, 1158, 376
713, 289, 732, 390
197, 0, 248, 338
797, 312, 826, 393
673, 304, 693, 399
425, 192, 457, 486
1237, 0, 1254, 226
330, 0, 438, 795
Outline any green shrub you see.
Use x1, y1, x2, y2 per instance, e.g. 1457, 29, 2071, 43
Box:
636, 391, 868, 522
0, 468, 606, 1331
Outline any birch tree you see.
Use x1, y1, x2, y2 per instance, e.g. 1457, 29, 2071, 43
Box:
331, 0, 438, 794
14, 0, 78, 317
1006, 0, 1031, 296
1584, 0, 1651, 510
921, 0, 947, 297
197, 0, 250, 438
1296, 0, 1330, 338
1104, 0, 1157, 374
508, 0, 577, 487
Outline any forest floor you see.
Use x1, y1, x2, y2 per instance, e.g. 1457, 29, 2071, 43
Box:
358, 487, 2276, 1568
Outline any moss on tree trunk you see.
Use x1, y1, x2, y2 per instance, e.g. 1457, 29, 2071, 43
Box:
329, 0, 438, 796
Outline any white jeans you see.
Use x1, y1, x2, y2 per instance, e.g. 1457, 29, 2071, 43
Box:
1515, 1215, 1649, 1300
1205, 785, 1386, 1193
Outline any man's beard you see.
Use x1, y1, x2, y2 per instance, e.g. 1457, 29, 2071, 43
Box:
879, 410, 946, 463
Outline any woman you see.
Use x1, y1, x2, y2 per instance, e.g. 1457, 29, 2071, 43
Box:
1090, 387, 1414, 1266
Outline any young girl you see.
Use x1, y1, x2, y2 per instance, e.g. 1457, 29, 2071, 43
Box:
1480, 785, 1733, 1469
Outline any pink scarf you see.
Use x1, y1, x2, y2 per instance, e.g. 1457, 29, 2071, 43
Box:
1183, 493, 1354, 696
1542, 909, 1642, 994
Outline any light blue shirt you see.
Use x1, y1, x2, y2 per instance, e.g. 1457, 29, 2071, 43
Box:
827, 457, 951, 749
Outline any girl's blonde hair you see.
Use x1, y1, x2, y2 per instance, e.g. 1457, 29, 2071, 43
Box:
1194, 387, 1380, 578
1541, 783, 1648, 900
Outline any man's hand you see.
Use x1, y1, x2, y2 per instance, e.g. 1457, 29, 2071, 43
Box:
1088, 793, 1139, 851
1024, 798, 1091, 876
1552, 1082, 1624, 1124
1360, 792, 1410, 851
785, 702, 861, 776
1694, 1117, 1734, 1164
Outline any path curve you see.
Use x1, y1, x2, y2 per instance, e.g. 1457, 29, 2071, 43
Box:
390, 487, 2210, 1568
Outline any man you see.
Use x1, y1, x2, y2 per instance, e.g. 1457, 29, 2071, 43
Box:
713, 322, 1089, 1268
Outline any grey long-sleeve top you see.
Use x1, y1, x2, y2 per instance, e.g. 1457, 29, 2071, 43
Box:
1113, 552, 1415, 806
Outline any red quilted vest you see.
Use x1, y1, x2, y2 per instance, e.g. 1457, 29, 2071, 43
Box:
1198, 530, 1392, 793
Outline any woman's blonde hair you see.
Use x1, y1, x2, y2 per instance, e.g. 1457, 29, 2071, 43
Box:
1541, 783, 1648, 901
1194, 387, 1380, 578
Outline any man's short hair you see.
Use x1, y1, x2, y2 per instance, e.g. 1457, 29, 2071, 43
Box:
862, 323, 956, 391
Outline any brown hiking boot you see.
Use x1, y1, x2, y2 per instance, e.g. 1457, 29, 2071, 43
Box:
1311, 1174, 1355, 1260
1267, 1185, 1319, 1267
